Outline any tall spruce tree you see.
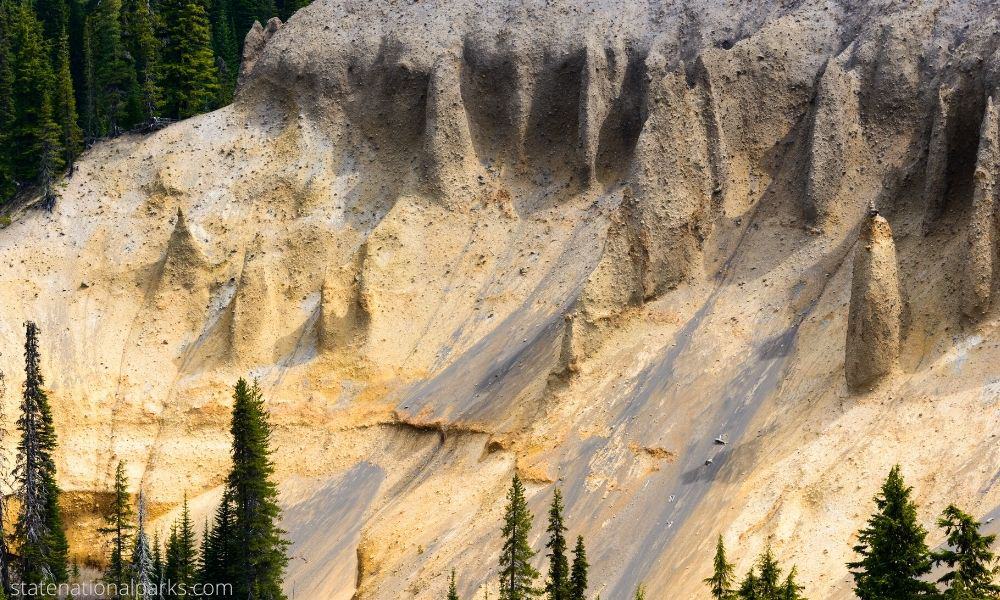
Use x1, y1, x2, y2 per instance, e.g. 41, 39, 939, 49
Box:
447, 569, 459, 600
159, 0, 220, 119
756, 547, 783, 599
0, 0, 17, 202
121, 0, 161, 121
131, 491, 156, 600
200, 489, 235, 598
100, 460, 135, 597
87, 0, 140, 135
151, 529, 164, 600
705, 535, 735, 600
781, 566, 805, 600
569, 536, 587, 600
14, 322, 69, 592
848, 465, 937, 599
5, 2, 63, 192
226, 378, 288, 599
545, 488, 569, 600
53, 30, 82, 168
933, 504, 1000, 598
499, 474, 539, 600
163, 495, 197, 599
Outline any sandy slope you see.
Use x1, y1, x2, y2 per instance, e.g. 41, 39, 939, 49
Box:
3, 0, 1000, 597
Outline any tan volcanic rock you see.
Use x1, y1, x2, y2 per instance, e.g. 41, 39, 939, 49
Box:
963, 96, 999, 320
845, 210, 902, 390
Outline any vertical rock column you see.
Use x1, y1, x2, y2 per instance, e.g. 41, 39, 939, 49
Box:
845, 209, 902, 390
963, 96, 999, 319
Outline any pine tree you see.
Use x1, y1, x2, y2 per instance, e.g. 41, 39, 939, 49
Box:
705, 535, 735, 600
208, 0, 238, 97
0, 0, 18, 202
14, 321, 69, 591
160, 0, 220, 119
633, 584, 646, 600
848, 465, 937, 599
933, 504, 1000, 598
121, 0, 161, 121
569, 536, 587, 600
5, 2, 64, 193
151, 529, 163, 600
781, 566, 805, 600
100, 460, 135, 598
53, 29, 82, 167
131, 491, 156, 600
201, 489, 235, 598
499, 474, 540, 600
447, 569, 459, 600
756, 547, 782, 599
226, 378, 288, 599
87, 0, 140, 135
163, 495, 197, 599
545, 488, 569, 600
738, 568, 760, 600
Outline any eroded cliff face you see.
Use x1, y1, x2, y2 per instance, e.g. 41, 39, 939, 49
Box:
2, 0, 1000, 598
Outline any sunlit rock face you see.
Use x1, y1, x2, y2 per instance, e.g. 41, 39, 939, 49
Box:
2, 0, 1000, 598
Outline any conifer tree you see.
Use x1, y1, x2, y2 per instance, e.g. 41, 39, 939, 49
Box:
545, 488, 569, 600
14, 321, 69, 591
226, 378, 288, 599
201, 489, 235, 597
87, 0, 140, 135
738, 568, 760, 600
53, 30, 82, 167
633, 584, 646, 600
151, 529, 163, 599
447, 569, 459, 600
933, 504, 1000, 598
848, 465, 937, 599
705, 535, 735, 600
499, 474, 539, 600
100, 460, 135, 598
569, 536, 587, 600
163, 495, 197, 599
5, 3, 63, 191
755, 547, 783, 599
781, 566, 805, 600
208, 0, 238, 95
160, 0, 220, 119
131, 491, 156, 600
121, 0, 161, 121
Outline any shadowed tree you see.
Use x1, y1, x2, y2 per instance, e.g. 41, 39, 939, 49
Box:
933, 504, 1000, 599
545, 488, 569, 600
100, 460, 135, 598
569, 536, 587, 600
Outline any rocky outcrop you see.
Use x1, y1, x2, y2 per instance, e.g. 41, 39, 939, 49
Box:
804, 58, 861, 227
422, 48, 482, 206
845, 209, 902, 390
237, 17, 283, 90
922, 87, 954, 232
318, 248, 370, 353
963, 96, 1000, 319
160, 208, 209, 289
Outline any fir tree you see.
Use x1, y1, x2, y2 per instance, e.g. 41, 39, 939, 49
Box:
121, 0, 161, 121
704, 535, 735, 600
53, 29, 82, 167
163, 495, 197, 599
499, 474, 539, 600
5, 2, 63, 191
87, 0, 140, 135
131, 491, 156, 600
201, 489, 235, 597
447, 569, 459, 600
544, 488, 569, 600
160, 0, 220, 119
756, 547, 783, 599
781, 566, 805, 600
14, 321, 69, 592
633, 584, 646, 600
933, 504, 1000, 598
226, 378, 288, 599
151, 529, 163, 600
738, 568, 760, 600
848, 465, 937, 599
0, 0, 18, 201
569, 536, 587, 600
100, 460, 135, 598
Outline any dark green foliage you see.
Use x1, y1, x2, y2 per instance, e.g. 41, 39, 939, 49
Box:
152, 529, 164, 596
164, 495, 198, 599
545, 488, 569, 600
499, 475, 540, 600
14, 321, 70, 592
569, 536, 587, 600
99, 460, 135, 597
53, 30, 82, 165
200, 490, 236, 599
732, 546, 805, 600
781, 567, 805, 600
87, 0, 140, 135
226, 378, 289, 599
933, 504, 1000, 599
848, 465, 937, 599
159, 0, 220, 119
633, 584, 646, 600
705, 535, 735, 600
121, 0, 161, 121
447, 569, 459, 600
